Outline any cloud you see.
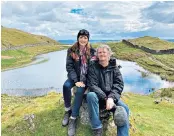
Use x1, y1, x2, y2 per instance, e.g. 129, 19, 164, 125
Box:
1, 1, 174, 40
142, 1, 174, 24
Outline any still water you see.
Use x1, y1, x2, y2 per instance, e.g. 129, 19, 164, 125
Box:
1, 50, 174, 96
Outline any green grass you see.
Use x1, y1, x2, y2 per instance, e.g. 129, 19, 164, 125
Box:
103, 42, 174, 81
1, 45, 61, 71
153, 88, 174, 99
1, 92, 174, 136
153, 54, 174, 68
1, 92, 92, 136
128, 36, 174, 50
108, 42, 147, 61
125, 93, 174, 136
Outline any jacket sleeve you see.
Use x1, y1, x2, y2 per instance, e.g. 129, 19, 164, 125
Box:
66, 49, 78, 83
87, 63, 107, 100
108, 67, 124, 103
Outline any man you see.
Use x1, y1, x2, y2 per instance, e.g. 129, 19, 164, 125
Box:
86, 44, 129, 136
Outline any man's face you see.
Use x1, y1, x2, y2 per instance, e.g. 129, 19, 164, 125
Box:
78, 35, 88, 47
97, 48, 110, 62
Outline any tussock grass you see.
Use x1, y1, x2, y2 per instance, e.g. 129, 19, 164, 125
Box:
1, 92, 174, 136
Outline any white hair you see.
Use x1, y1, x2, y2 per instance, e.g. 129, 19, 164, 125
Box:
96, 44, 113, 59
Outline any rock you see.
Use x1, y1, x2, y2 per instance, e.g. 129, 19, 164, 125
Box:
79, 100, 117, 135
79, 100, 90, 125
154, 100, 160, 104
23, 114, 35, 131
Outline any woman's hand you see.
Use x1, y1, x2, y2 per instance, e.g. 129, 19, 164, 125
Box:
75, 82, 85, 87
106, 98, 115, 110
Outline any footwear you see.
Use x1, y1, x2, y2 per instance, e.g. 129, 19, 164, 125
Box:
68, 118, 77, 136
93, 128, 103, 136
62, 110, 71, 126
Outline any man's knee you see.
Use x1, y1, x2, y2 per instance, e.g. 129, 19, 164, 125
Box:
117, 100, 129, 115
86, 92, 98, 102
123, 104, 129, 116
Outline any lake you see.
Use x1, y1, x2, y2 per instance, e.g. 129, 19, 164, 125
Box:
1, 50, 174, 96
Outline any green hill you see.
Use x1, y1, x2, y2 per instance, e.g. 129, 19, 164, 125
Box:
1, 26, 59, 49
105, 38, 174, 81
1, 26, 63, 71
127, 36, 174, 50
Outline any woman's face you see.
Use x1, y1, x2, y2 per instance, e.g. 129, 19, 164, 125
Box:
97, 48, 110, 62
78, 35, 88, 47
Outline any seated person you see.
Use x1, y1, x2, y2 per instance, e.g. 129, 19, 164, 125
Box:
86, 44, 129, 136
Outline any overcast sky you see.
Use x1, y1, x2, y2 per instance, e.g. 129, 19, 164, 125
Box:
1, 1, 174, 40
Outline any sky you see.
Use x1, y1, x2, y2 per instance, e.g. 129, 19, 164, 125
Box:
1, 1, 174, 40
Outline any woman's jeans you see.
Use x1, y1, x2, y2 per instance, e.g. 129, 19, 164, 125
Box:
86, 92, 129, 136
63, 79, 85, 118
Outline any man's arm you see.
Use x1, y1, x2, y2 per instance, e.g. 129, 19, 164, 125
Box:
87, 63, 107, 100
108, 67, 124, 103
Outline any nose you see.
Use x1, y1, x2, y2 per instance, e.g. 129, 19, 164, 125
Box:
81, 37, 87, 41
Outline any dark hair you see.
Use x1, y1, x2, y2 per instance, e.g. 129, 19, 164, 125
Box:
77, 29, 90, 40
70, 42, 91, 58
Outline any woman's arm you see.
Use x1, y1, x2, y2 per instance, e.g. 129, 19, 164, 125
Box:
66, 49, 78, 83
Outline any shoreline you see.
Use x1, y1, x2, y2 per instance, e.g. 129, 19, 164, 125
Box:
1, 45, 69, 72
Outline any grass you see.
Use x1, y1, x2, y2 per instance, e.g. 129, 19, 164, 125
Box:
155, 88, 174, 99
1, 92, 92, 136
1, 26, 58, 49
153, 54, 174, 68
128, 36, 174, 50
1, 92, 174, 136
124, 93, 174, 136
102, 42, 174, 81
1, 45, 61, 71
108, 42, 147, 61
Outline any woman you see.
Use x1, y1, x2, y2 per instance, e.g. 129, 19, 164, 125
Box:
62, 29, 96, 136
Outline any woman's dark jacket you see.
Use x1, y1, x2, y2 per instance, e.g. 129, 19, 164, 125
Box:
66, 47, 96, 83
87, 58, 124, 103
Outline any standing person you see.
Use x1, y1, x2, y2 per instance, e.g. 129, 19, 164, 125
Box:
62, 29, 96, 136
86, 44, 129, 136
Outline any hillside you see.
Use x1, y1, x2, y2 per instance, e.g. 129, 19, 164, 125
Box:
1, 26, 59, 49
1, 27, 66, 71
127, 36, 174, 50
1, 92, 174, 136
105, 37, 174, 81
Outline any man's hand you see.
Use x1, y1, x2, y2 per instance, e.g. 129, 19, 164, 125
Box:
106, 98, 115, 110
75, 82, 85, 87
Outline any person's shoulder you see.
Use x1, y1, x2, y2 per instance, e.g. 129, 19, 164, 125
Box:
90, 47, 96, 56
109, 57, 117, 66
90, 47, 96, 52
109, 57, 122, 70
88, 59, 98, 67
